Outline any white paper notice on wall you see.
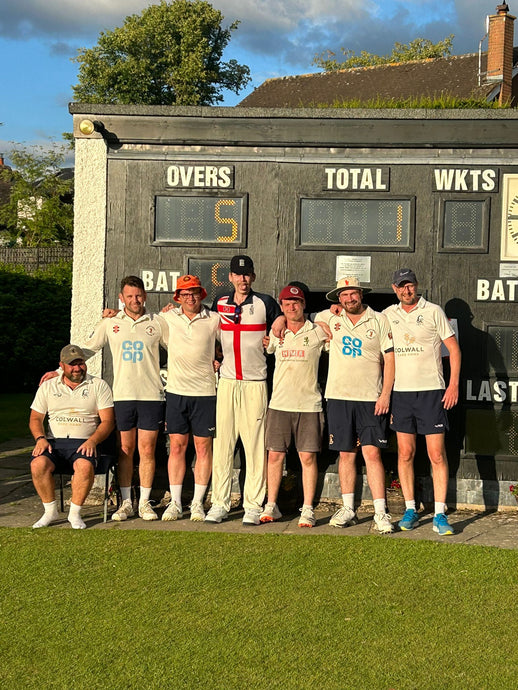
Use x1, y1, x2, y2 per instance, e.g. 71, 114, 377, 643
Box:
499, 263, 518, 278
335, 256, 371, 283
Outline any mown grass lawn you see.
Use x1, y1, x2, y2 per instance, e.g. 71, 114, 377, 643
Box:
0, 393, 32, 443
1, 529, 517, 689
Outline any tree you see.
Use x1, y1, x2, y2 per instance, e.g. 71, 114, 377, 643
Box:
72, 0, 251, 106
314, 35, 454, 72
0, 145, 73, 247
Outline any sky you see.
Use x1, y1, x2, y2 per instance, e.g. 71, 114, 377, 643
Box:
0, 0, 506, 165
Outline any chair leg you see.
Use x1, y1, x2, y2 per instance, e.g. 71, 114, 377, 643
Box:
59, 473, 65, 512
104, 471, 109, 523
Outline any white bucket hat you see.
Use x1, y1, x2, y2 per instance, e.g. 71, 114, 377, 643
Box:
326, 276, 371, 303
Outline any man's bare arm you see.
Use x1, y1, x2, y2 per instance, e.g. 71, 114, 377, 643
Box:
76, 407, 115, 457
375, 351, 395, 416
442, 335, 461, 410
29, 409, 52, 455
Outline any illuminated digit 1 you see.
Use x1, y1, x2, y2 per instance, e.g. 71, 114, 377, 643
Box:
215, 199, 238, 242
396, 204, 402, 242
211, 262, 223, 286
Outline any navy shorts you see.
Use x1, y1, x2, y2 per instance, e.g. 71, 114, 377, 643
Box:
327, 399, 388, 451
266, 409, 324, 453
113, 401, 164, 432
38, 438, 98, 472
390, 390, 449, 435
165, 393, 216, 437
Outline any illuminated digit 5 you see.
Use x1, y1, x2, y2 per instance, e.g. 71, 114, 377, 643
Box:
215, 199, 238, 242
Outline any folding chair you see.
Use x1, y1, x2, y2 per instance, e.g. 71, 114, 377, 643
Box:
58, 453, 117, 523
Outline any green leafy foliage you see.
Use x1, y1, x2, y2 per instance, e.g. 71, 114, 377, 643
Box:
0, 145, 73, 247
314, 35, 454, 71
72, 0, 250, 105
0, 262, 71, 391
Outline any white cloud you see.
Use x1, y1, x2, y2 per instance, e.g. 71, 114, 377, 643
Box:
0, 0, 507, 67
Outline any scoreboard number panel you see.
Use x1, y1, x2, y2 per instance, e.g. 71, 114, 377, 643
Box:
155, 194, 246, 246
187, 258, 233, 304
299, 198, 414, 250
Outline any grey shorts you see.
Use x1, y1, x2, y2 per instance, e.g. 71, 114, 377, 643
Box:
265, 409, 324, 453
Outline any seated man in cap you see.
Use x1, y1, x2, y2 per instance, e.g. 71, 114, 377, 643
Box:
29, 345, 114, 529
41, 275, 167, 523
159, 275, 220, 521
259, 285, 328, 527
315, 277, 395, 534
384, 268, 460, 536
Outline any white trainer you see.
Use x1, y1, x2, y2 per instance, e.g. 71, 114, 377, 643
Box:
260, 503, 282, 523
111, 499, 134, 522
189, 501, 205, 522
372, 512, 395, 534
329, 506, 357, 528
162, 500, 183, 521
298, 506, 316, 528
205, 505, 229, 523
242, 508, 261, 525
138, 499, 158, 521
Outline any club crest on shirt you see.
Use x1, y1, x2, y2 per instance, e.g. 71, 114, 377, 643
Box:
146, 325, 156, 336
365, 329, 375, 339
416, 315, 424, 326
81, 388, 89, 398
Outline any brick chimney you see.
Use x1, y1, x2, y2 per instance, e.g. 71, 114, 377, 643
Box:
487, 3, 516, 104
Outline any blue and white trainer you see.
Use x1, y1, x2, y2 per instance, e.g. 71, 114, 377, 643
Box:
432, 513, 455, 535
398, 508, 420, 531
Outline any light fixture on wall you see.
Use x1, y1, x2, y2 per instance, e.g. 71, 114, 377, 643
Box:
79, 119, 95, 135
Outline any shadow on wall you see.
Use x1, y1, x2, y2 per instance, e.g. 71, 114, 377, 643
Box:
445, 298, 511, 510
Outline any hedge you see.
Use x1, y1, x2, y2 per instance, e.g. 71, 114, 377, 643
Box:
0, 261, 72, 392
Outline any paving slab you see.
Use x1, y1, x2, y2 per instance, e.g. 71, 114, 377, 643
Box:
1, 437, 518, 548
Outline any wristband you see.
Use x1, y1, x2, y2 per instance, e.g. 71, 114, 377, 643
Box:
35, 435, 46, 442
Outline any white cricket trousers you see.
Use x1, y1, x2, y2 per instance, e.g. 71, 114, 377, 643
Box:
211, 377, 267, 512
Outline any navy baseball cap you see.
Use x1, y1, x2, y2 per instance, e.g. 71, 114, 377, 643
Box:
230, 255, 254, 275
392, 268, 417, 286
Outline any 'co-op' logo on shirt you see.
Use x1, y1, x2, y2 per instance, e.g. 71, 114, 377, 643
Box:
122, 340, 144, 362
342, 336, 362, 358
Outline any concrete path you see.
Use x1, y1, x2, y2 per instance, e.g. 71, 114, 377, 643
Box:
1, 437, 517, 549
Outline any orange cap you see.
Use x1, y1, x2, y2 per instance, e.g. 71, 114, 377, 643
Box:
173, 274, 207, 302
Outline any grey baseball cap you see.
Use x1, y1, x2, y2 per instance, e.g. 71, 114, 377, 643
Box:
60, 344, 86, 364
392, 268, 417, 286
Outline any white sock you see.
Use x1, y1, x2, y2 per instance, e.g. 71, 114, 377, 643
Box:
139, 486, 152, 505
342, 493, 355, 510
435, 502, 446, 516
169, 484, 182, 506
373, 498, 386, 515
302, 504, 313, 511
193, 484, 207, 504
68, 502, 86, 530
120, 486, 132, 503
405, 500, 416, 511
32, 500, 59, 529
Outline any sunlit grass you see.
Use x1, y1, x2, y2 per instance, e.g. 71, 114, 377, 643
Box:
1, 529, 517, 689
